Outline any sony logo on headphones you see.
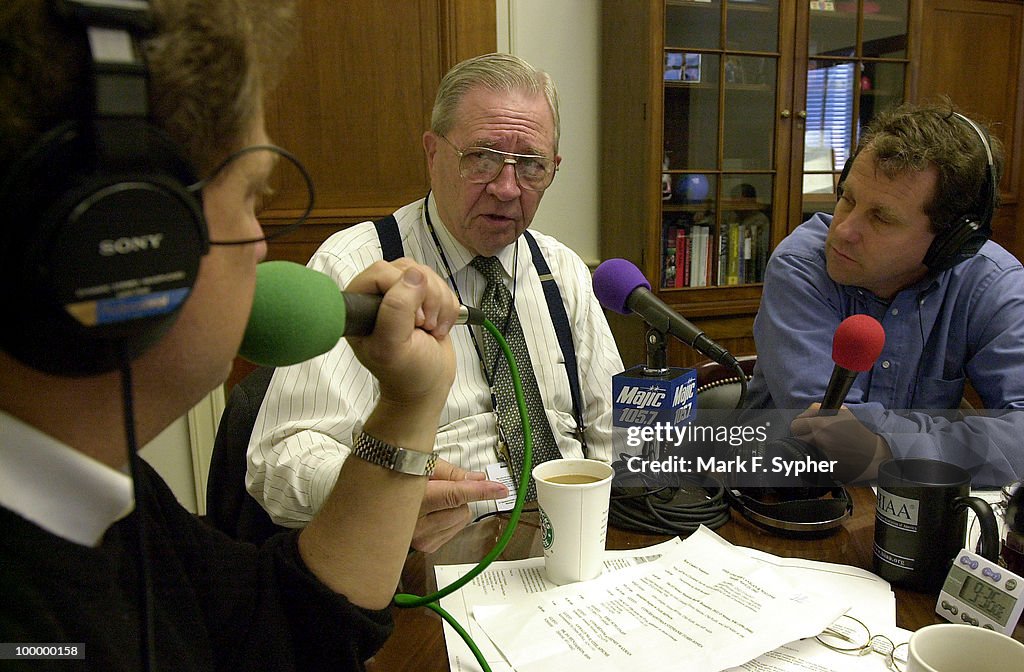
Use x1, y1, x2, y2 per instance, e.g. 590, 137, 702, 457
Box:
99, 234, 165, 256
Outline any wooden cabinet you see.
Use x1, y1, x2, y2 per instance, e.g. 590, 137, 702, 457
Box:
793, 0, 913, 228
602, 0, 1024, 370
914, 0, 1024, 262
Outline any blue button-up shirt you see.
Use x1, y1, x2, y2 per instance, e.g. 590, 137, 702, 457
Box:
746, 214, 1024, 486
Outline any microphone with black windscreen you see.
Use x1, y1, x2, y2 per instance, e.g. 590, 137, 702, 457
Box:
239, 260, 484, 367
592, 258, 737, 368
821, 314, 886, 411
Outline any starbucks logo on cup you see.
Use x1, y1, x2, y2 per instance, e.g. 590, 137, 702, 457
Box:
540, 507, 554, 550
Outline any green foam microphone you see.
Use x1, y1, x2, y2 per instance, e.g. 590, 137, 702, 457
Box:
239, 260, 482, 367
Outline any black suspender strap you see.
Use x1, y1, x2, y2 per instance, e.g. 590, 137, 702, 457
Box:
372, 214, 588, 454
523, 231, 588, 454
373, 214, 403, 262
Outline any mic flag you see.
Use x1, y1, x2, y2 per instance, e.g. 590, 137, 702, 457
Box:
821, 314, 886, 410
239, 261, 483, 367
612, 365, 697, 461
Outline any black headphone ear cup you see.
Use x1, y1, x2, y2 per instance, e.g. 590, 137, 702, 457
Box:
922, 113, 996, 272
922, 214, 989, 272
766, 436, 835, 499
726, 485, 852, 539
0, 120, 208, 376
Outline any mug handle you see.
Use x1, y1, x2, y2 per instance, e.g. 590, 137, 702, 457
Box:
954, 496, 1000, 562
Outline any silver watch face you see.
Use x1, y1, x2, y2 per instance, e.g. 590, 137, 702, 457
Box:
393, 448, 432, 475
356, 432, 435, 476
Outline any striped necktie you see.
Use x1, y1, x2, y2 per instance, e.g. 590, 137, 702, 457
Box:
471, 255, 561, 501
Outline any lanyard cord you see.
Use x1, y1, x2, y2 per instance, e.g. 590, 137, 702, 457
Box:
423, 193, 518, 449
423, 192, 517, 382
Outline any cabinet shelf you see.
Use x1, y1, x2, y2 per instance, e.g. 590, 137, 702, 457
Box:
668, 0, 775, 12
811, 9, 908, 25
665, 81, 774, 92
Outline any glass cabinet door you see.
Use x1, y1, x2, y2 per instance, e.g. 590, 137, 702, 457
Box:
661, 0, 780, 290
801, 0, 910, 222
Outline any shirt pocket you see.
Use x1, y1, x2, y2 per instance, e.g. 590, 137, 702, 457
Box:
914, 375, 966, 410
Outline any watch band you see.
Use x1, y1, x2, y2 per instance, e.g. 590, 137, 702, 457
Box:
353, 431, 437, 476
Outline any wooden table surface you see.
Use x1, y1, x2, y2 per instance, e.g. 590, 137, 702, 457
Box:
368, 486, 1024, 670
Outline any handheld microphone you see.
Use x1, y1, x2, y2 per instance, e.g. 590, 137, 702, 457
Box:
821, 314, 886, 410
593, 258, 737, 367
239, 260, 484, 367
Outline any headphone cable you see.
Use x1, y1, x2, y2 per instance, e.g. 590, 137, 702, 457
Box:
608, 458, 730, 535
120, 347, 157, 672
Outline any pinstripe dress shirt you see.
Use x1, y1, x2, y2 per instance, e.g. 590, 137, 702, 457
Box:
246, 197, 624, 522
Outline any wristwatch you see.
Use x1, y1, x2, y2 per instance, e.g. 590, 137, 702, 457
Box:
353, 431, 437, 476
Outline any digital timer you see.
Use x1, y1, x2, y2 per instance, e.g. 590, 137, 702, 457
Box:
936, 548, 1024, 635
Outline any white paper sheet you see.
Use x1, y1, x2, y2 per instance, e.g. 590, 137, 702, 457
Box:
736, 546, 896, 630
434, 538, 682, 672
434, 528, 898, 672
724, 549, 899, 671
471, 527, 850, 672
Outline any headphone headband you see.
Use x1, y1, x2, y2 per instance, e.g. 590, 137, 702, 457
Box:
725, 436, 853, 538
727, 486, 853, 538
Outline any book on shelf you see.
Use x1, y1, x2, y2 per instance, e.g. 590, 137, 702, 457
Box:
663, 224, 677, 288
726, 221, 740, 286
689, 225, 711, 288
675, 228, 688, 288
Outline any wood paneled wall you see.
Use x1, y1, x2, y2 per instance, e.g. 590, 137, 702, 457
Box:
229, 0, 496, 390
260, 0, 497, 262
914, 0, 1024, 262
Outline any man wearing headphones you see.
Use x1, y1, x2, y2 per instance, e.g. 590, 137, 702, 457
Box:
1, 1, 463, 669
746, 101, 1024, 487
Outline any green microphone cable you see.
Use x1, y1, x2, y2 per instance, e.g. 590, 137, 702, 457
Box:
392, 317, 533, 672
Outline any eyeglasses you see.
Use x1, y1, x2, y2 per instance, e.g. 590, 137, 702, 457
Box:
815, 615, 909, 671
440, 135, 556, 192
188, 144, 315, 246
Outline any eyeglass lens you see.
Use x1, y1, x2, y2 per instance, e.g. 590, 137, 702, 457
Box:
459, 147, 554, 191
196, 144, 315, 246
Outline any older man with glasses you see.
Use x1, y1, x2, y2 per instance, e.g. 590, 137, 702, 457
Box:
246, 53, 624, 553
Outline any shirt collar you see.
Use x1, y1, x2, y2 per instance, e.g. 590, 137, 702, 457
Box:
841, 273, 941, 306
0, 410, 134, 547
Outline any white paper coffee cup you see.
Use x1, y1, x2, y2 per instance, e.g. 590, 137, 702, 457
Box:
907, 623, 1024, 671
532, 458, 614, 585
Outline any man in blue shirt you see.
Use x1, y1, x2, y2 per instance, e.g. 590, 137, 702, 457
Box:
746, 102, 1024, 487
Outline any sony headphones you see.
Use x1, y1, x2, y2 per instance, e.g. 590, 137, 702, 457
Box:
725, 436, 853, 539
836, 111, 997, 274
0, 0, 208, 377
